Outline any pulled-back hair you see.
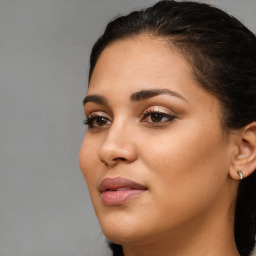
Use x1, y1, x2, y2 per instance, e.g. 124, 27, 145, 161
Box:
88, 1, 256, 255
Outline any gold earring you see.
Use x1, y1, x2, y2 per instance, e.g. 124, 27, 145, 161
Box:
237, 170, 244, 180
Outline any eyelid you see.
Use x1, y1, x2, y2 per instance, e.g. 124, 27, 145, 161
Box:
86, 111, 111, 119
141, 106, 176, 116
84, 102, 113, 119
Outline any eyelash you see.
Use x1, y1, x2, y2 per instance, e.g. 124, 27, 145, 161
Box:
83, 110, 176, 129
141, 110, 176, 124
83, 114, 110, 129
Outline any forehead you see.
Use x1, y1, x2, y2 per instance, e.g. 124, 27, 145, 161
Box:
88, 35, 194, 94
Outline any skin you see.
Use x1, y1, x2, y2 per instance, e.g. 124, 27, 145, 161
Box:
79, 35, 242, 256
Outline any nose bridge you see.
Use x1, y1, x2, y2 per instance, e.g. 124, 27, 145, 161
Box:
98, 117, 137, 165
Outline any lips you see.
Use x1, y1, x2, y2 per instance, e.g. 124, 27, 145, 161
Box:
99, 177, 147, 206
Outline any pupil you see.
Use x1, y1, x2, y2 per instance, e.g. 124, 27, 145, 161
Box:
97, 117, 107, 126
151, 113, 163, 122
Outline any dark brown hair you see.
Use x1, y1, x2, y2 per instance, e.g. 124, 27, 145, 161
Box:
88, 1, 256, 255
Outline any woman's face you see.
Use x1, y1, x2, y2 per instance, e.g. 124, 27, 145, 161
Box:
79, 36, 236, 246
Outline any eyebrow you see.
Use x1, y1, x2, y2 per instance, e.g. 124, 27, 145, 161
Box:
83, 95, 108, 106
83, 88, 188, 106
130, 89, 188, 102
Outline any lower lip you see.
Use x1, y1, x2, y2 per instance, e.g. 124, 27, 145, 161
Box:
101, 189, 146, 206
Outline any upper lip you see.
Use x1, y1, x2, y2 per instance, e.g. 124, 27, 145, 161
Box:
99, 176, 147, 193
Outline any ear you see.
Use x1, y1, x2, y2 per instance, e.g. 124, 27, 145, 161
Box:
229, 122, 256, 180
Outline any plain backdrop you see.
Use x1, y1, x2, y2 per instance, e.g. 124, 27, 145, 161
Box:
0, 0, 256, 255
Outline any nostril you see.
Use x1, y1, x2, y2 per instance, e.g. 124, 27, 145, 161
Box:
100, 157, 127, 167
113, 157, 127, 161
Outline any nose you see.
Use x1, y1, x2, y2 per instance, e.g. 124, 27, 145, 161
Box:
98, 122, 138, 167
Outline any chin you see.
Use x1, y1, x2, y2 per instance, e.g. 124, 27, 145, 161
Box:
103, 227, 138, 245
97, 209, 151, 245
99, 209, 173, 249
103, 227, 152, 247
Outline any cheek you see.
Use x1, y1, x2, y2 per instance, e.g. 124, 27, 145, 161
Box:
141, 125, 225, 175
145, 115, 228, 175
138, 122, 230, 219
79, 135, 99, 191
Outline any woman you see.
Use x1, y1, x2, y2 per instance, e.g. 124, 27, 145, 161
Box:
79, 1, 256, 255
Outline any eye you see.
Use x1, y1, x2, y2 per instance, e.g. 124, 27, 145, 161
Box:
84, 114, 111, 129
141, 110, 176, 124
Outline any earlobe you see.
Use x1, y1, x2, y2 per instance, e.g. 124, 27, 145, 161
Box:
229, 122, 256, 180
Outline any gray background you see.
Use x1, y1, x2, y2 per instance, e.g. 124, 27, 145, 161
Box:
0, 0, 255, 255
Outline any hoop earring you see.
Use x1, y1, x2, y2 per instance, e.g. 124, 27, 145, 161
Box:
237, 170, 243, 180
